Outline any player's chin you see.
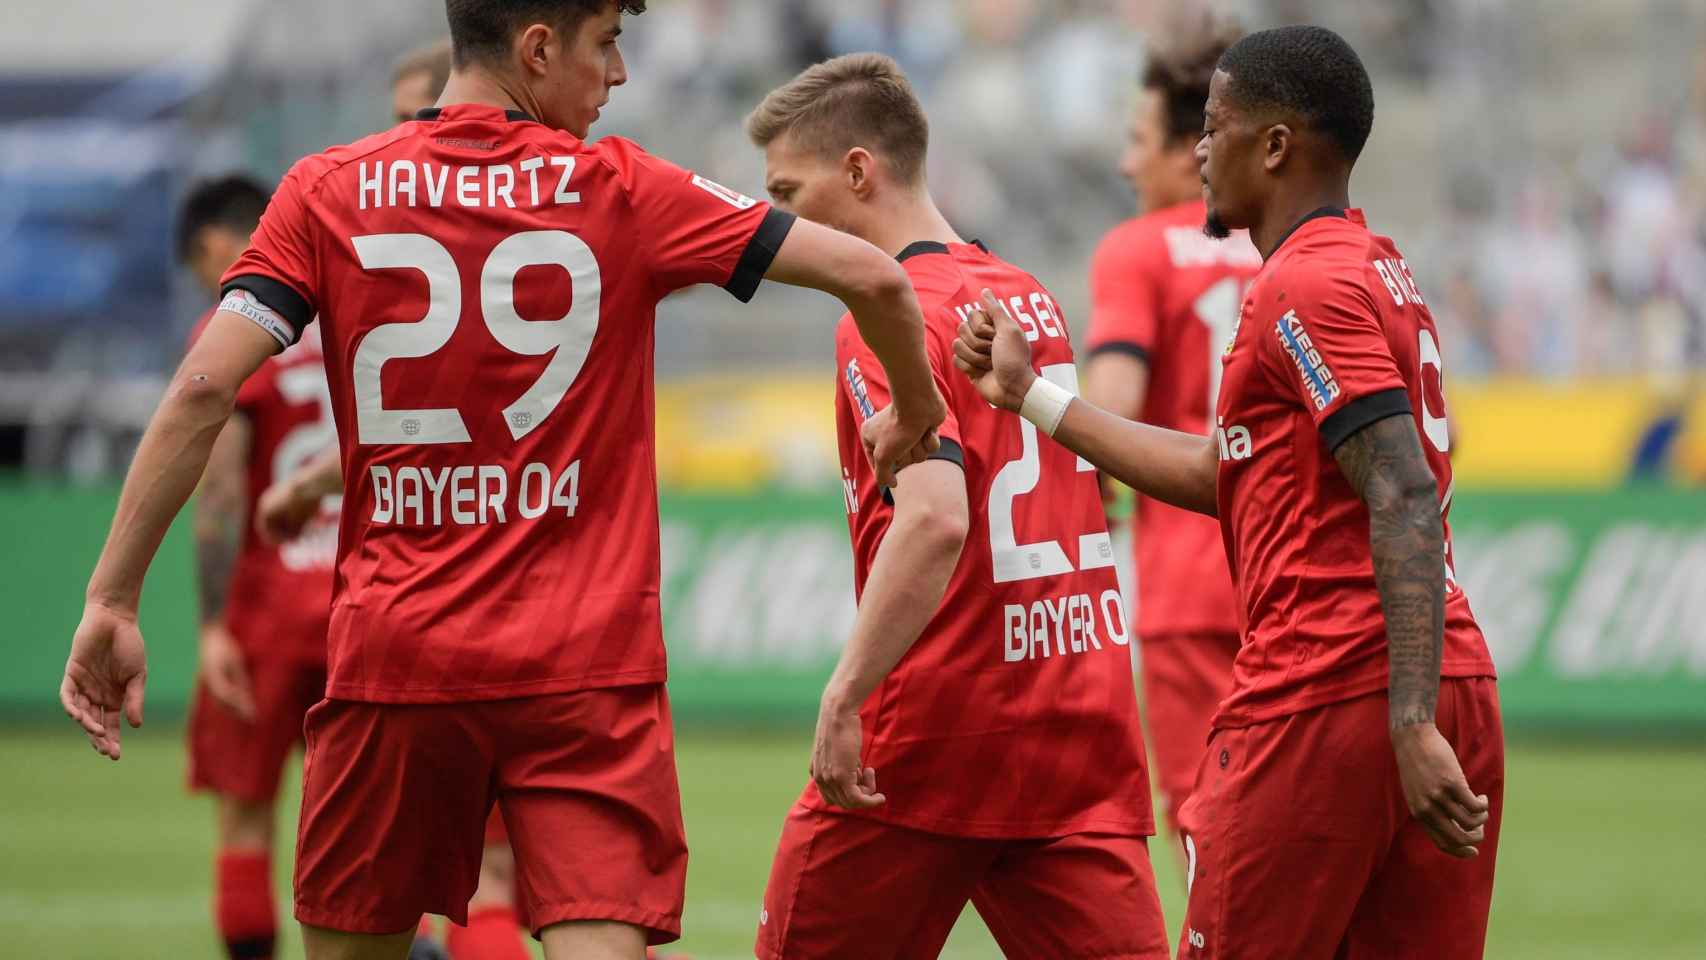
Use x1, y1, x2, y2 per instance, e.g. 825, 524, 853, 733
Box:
1203, 206, 1233, 240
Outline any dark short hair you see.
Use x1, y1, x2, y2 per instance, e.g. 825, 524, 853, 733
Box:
1142, 14, 1243, 144
176, 175, 270, 263
1217, 25, 1374, 163
445, 0, 646, 68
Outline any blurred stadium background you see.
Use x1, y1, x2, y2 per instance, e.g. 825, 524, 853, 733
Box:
2, 0, 1704, 957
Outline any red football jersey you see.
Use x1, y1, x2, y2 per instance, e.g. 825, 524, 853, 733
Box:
220, 104, 793, 702
818, 240, 1153, 839
188, 310, 335, 663
1213, 208, 1496, 727
1086, 199, 1261, 637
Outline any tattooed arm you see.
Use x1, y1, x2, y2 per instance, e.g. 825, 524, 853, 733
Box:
192, 414, 257, 720
1333, 413, 1487, 858
1332, 413, 1444, 729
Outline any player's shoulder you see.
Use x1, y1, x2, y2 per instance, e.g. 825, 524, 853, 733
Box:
279, 125, 418, 197
1091, 212, 1169, 272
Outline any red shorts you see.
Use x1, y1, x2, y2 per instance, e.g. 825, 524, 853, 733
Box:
294, 684, 686, 943
1137, 630, 1240, 837
483, 807, 508, 846
756, 802, 1168, 960
1178, 677, 1504, 959
187, 655, 326, 804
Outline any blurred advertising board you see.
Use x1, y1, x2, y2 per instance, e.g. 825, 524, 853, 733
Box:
3, 483, 1703, 732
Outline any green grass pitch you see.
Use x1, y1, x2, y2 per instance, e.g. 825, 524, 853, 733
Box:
2, 724, 1702, 959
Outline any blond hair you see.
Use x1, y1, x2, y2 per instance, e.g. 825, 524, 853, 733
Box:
745, 53, 929, 185
393, 39, 453, 98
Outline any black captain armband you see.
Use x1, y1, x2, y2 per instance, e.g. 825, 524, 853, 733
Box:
219, 276, 312, 348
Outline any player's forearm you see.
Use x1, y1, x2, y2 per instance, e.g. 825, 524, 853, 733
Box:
1333, 416, 1446, 731
1049, 396, 1218, 516
293, 445, 344, 498
841, 265, 939, 419
822, 509, 967, 710
88, 376, 239, 614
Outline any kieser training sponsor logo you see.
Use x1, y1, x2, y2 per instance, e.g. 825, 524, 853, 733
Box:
1276, 309, 1340, 411
844, 357, 876, 420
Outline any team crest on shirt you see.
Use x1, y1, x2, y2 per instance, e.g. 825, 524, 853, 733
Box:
1275, 310, 1341, 411
691, 174, 758, 209
844, 357, 876, 420
1223, 301, 1246, 358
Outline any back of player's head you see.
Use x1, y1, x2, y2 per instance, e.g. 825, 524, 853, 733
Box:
1216, 25, 1374, 164
176, 175, 270, 264
1142, 12, 1244, 145
745, 53, 930, 186
445, 0, 646, 68
394, 38, 454, 98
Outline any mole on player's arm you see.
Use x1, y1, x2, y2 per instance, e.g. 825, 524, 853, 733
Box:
1332, 413, 1446, 730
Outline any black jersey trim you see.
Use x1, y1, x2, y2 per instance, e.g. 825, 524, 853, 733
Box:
1270, 206, 1347, 257
414, 106, 537, 123
221, 275, 311, 339
1321, 387, 1411, 451
724, 208, 796, 303
1087, 341, 1152, 365
895, 238, 989, 263
880, 438, 966, 506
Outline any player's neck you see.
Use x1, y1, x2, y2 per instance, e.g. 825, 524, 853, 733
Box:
436, 69, 544, 124
1252, 178, 1351, 260
862, 189, 961, 261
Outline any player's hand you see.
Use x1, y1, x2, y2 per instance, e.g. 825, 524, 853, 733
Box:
811, 696, 885, 810
61, 601, 147, 761
198, 622, 256, 722
1391, 721, 1489, 858
255, 476, 316, 546
953, 289, 1036, 412
860, 404, 943, 489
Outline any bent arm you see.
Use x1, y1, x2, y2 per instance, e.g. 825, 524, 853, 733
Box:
86, 313, 278, 614
192, 414, 252, 627
764, 219, 942, 424
1332, 413, 1445, 731
821, 459, 969, 711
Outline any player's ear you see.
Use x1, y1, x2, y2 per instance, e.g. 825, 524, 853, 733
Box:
517, 22, 555, 79
844, 147, 877, 199
1263, 123, 1293, 173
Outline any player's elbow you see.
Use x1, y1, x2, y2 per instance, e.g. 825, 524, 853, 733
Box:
845, 252, 914, 313
896, 483, 970, 561
167, 370, 238, 428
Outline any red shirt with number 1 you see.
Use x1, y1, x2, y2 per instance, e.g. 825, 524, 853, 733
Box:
221, 104, 794, 704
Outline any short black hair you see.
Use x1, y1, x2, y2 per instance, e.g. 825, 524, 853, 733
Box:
176, 175, 270, 263
445, 0, 646, 68
1217, 25, 1374, 163
1141, 13, 1243, 143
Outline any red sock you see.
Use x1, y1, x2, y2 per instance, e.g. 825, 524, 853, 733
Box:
446, 904, 530, 960
214, 850, 275, 960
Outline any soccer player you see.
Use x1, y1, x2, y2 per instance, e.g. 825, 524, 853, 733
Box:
954, 26, 1503, 959
745, 54, 1166, 959
178, 175, 337, 960
59, 2, 946, 959
1082, 23, 1257, 852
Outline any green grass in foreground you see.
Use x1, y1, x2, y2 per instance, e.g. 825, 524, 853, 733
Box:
1, 725, 1702, 959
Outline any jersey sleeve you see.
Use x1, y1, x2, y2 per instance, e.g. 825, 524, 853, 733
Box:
836, 314, 965, 470
1084, 228, 1161, 362
220, 160, 320, 348
601, 137, 796, 301
1263, 267, 1409, 450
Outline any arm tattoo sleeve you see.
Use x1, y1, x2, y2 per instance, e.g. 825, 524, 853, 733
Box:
1332, 414, 1445, 731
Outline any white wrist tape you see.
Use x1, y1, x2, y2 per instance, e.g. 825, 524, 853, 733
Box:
1018, 376, 1073, 437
